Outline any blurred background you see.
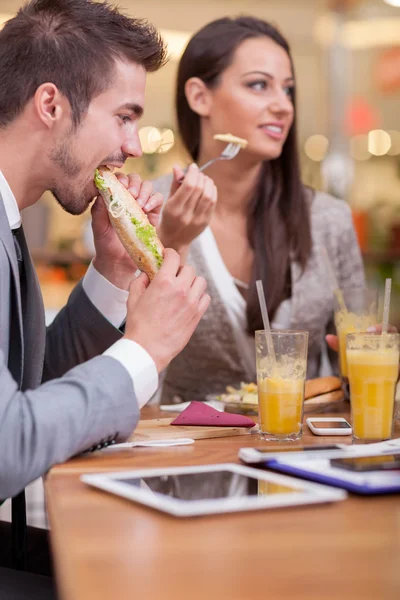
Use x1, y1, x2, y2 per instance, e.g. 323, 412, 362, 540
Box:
1, 0, 400, 327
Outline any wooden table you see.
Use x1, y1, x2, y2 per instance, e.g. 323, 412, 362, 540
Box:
46, 407, 400, 600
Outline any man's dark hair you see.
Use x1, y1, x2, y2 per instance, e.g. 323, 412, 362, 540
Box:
0, 0, 167, 128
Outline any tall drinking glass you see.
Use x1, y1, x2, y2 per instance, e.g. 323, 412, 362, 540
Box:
255, 330, 309, 441
334, 288, 378, 397
346, 332, 400, 442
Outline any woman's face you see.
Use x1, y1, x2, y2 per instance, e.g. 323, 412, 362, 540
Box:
205, 36, 295, 160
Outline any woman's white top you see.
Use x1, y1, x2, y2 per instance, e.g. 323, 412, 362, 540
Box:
198, 227, 292, 376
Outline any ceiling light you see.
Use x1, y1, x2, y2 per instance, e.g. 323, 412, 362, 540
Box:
304, 135, 329, 162
138, 127, 162, 154
368, 130, 391, 156
384, 1, 400, 7
156, 129, 175, 154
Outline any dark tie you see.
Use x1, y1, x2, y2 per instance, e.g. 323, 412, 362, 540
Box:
11, 227, 28, 571
12, 227, 24, 277
12, 227, 26, 317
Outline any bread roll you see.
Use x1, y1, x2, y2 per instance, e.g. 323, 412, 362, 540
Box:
304, 376, 342, 400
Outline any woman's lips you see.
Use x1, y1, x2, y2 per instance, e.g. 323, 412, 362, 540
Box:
259, 124, 285, 141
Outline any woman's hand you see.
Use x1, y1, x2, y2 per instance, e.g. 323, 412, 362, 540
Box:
157, 163, 217, 259
326, 323, 398, 353
92, 172, 163, 289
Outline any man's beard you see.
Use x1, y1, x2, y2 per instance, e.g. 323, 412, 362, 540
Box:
49, 140, 92, 216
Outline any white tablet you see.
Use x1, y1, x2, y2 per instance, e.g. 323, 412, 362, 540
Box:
81, 463, 346, 517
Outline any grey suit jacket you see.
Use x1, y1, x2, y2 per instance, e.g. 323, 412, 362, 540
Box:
0, 193, 139, 499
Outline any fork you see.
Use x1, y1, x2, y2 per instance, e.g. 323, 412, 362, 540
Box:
178, 143, 242, 183
197, 142, 242, 172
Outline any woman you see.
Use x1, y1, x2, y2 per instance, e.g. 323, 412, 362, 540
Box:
153, 16, 364, 404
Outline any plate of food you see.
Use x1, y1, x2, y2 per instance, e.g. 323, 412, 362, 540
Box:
207, 382, 258, 415
209, 377, 345, 416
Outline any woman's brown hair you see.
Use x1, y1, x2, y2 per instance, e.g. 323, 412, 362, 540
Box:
176, 16, 312, 332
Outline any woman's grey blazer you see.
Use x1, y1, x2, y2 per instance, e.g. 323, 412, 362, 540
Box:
153, 175, 365, 404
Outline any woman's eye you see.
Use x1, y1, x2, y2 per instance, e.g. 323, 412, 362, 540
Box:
248, 81, 267, 91
284, 86, 295, 98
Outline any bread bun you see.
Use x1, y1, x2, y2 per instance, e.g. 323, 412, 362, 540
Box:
304, 376, 341, 400
94, 167, 164, 280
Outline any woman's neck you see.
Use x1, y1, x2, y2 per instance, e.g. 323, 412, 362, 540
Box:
197, 144, 263, 218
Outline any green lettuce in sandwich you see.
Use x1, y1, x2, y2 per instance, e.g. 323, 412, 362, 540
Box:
94, 167, 164, 280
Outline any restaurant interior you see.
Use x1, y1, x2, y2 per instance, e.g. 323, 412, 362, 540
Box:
0, 0, 399, 598
1, 0, 399, 327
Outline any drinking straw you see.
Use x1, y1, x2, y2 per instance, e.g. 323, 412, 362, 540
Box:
321, 247, 347, 312
381, 278, 392, 336
256, 280, 276, 367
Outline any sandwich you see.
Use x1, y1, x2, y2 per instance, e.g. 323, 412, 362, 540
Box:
94, 167, 164, 280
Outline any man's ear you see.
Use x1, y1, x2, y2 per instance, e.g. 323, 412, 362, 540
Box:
184, 77, 212, 117
34, 83, 67, 128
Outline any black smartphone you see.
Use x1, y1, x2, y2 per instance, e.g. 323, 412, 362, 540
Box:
255, 444, 343, 453
239, 445, 345, 464
330, 455, 400, 472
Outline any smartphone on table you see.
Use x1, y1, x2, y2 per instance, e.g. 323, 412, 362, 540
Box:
306, 417, 352, 436
239, 444, 345, 465
330, 455, 400, 472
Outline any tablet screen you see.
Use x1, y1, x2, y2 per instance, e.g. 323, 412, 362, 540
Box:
121, 470, 299, 501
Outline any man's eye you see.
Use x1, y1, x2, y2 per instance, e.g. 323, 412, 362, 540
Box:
247, 81, 267, 91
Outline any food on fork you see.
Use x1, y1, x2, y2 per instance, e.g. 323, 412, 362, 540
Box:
94, 167, 164, 280
213, 133, 248, 148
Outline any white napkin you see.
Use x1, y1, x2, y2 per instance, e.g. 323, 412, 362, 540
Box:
100, 438, 195, 451
160, 400, 225, 413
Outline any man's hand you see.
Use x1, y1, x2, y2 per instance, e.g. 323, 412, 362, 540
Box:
92, 172, 163, 289
157, 164, 217, 260
326, 323, 398, 353
123, 249, 210, 373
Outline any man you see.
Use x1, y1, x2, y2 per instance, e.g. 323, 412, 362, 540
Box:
0, 0, 210, 594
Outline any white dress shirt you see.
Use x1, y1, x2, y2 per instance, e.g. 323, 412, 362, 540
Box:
0, 170, 158, 408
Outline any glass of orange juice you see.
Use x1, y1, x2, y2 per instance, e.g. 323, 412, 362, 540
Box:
334, 288, 378, 398
346, 332, 400, 442
255, 330, 309, 441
